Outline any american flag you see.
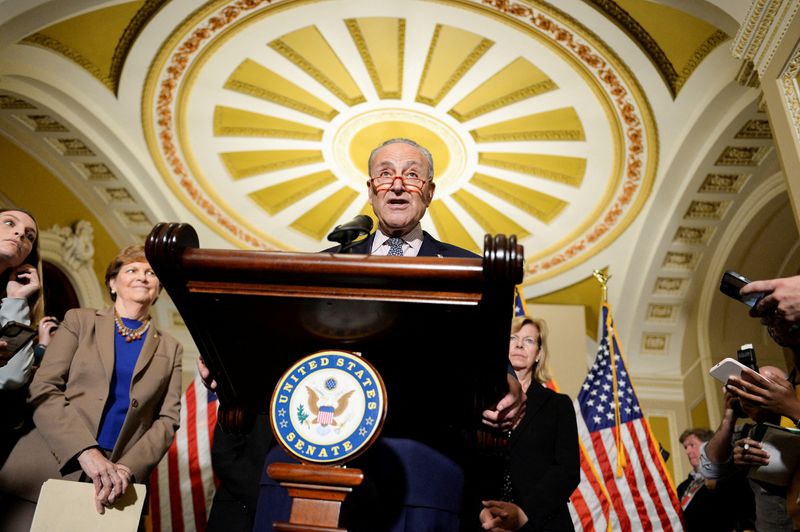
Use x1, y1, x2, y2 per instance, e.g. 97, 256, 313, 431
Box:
574, 302, 683, 531
514, 288, 612, 531
149, 375, 219, 532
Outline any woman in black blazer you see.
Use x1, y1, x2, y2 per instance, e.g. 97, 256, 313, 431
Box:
480, 316, 580, 532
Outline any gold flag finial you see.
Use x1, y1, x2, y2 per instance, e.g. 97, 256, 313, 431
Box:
592, 269, 610, 302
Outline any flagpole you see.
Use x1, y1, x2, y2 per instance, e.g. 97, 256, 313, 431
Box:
593, 270, 626, 477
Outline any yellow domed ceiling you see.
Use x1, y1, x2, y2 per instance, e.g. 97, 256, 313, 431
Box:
142, 0, 658, 283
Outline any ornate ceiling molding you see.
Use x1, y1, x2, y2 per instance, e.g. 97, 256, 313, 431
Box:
586, 0, 727, 98
733, 0, 800, 87
143, 0, 657, 283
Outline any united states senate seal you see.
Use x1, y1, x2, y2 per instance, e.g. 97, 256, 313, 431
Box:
270, 350, 387, 465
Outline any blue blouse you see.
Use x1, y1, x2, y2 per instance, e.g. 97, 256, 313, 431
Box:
96, 318, 147, 451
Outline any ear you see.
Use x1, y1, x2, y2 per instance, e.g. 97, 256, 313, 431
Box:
424, 181, 436, 205
109, 277, 117, 294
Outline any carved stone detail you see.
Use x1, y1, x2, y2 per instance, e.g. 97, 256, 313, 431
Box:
715, 146, 770, 166
654, 277, 686, 295
663, 251, 697, 270
780, 41, 800, 145
0, 94, 35, 109
121, 211, 152, 226
674, 226, 712, 245
732, 0, 800, 83
43, 220, 96, 271
642, 333, 668, 353
75, 162, 116, 181
685, 201, 730, 220
39, 221, 104, 309
48, 138, 95, 157
16, 114, 68, 132
735, 119, 772, 139
104, 187, 135, 202
699, 174, 749, 193
647, 304, 678, 322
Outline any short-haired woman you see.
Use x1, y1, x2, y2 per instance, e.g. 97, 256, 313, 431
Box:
0, 245, 182, 530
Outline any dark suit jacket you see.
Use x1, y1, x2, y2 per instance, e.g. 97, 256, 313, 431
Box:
327, 230, 479, 258
509, 384, 580, 532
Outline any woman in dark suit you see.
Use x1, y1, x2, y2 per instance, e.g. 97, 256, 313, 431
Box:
480, 316, 579, 532
0, 244, 183, 530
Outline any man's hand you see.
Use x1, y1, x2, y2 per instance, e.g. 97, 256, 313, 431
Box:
726, 366, 800, 421
77, 448, 128, 514
479, 500, 528, 531
742, 276, 800, 345
744, 275, 800, 323
197, 356, 217, 391
482, 373, 525, 430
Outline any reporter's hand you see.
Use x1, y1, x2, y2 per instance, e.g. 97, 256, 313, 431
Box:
732, 437, 770, 467
77, 448, 125, 514
726, 366, 800, 420
197, 356, 217, 391
482, 373, 525, 430
744, 276, 800, 323
5, 263, 40, 299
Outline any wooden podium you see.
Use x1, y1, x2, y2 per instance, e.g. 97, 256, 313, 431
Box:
145, 223, 523, 530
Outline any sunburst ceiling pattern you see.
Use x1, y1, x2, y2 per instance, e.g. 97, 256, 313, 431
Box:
144, 0, 657, 281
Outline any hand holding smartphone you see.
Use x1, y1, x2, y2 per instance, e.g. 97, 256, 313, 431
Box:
0, 321, 37, 367
720, 271, 765, 308
709, 357, 770, 385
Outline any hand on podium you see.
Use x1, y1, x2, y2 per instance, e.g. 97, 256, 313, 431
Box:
197, 356, 217, 391
481, 373, 525, 431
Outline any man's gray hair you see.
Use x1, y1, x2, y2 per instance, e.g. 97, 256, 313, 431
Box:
367, 138, 434, 180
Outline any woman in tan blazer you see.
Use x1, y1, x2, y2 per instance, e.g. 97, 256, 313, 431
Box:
0, 244, 182, 529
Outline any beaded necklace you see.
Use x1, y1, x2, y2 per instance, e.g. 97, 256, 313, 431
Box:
114, 312, 151, 343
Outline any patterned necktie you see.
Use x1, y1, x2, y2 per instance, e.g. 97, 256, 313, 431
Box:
387, 237, 404, 256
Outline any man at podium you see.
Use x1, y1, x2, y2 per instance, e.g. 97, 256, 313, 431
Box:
248, 138, 524, 531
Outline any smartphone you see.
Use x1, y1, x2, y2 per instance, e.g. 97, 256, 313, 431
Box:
0, 321, 37, 361
720, 270, 764, 308
709, 357, 769, 384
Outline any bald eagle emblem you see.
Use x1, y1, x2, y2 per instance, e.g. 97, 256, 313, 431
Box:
305, 385, 355, 435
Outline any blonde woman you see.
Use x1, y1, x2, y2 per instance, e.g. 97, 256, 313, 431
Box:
480, 316, 579, 532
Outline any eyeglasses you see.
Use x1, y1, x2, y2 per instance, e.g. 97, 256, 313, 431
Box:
510, 335, 539, 347
370, 170, 429, 192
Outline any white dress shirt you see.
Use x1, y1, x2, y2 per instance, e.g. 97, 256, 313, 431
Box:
370, 224, 424, 257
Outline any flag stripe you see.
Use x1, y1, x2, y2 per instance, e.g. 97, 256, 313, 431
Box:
627, 421, 672, 531
589, 429, 633, 530
150, 465, 162, 531
150, 376, 219, 532
185, 382, 209, 531
167, 433, 184, 532
616, 426, 654, 530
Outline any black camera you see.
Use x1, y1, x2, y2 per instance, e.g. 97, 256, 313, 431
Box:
736, 343, 758, 372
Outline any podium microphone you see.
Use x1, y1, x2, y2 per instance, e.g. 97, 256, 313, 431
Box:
327, 214, 373, 252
